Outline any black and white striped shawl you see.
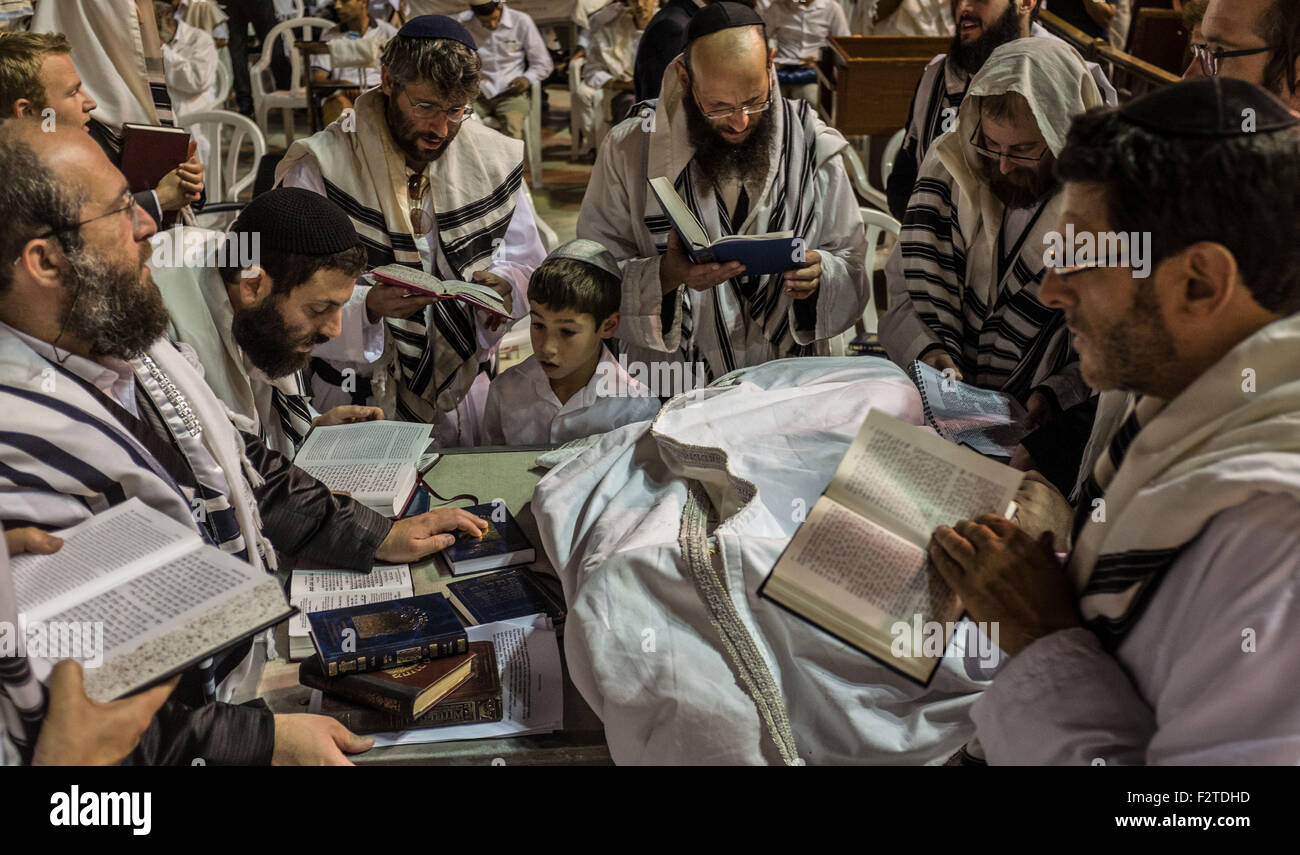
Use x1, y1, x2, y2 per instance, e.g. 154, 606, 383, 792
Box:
643, 97, 824, 381
276, 90, 523, 423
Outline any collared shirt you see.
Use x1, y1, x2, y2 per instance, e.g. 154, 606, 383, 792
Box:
456, 7, 554, 99
6, 323, 139, 416
314, 17, 398, 90
758, 0, 849, 66
481, 350, 662, 446
162, 19, 220, 117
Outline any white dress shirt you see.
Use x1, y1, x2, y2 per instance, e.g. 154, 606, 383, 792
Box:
481, 349, 662, 445
759, 0, 849, 66
313, 18, 398, 90
456, 7, 554, 99
162, 19, 220, 118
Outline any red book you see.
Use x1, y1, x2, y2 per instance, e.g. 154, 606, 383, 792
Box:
119, 123, 191, 193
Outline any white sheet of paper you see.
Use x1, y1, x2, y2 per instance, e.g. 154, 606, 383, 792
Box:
369, 613, 564, 746
287, 565, 412, 637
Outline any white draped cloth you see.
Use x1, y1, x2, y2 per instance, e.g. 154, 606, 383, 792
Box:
533, 357, 996, 764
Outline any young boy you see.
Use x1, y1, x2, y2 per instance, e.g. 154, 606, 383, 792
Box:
482, 240, 661, 446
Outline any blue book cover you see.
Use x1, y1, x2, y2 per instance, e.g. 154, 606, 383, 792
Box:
442, 503, 536, 576
649, 176, 802, 277
445, 568, 566, 626
308, 592, 468, 676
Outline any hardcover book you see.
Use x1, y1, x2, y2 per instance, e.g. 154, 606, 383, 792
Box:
759, 410, 1023, 685
293, 420, 435, 517
317, 641, 503, 733
365, 265, 511, 319
440, 503, 536, 576
120, 123, 192, 194
648, 176, 801, 276
298, 646, 475, 718
308, 592, 468, 676
445, 568, 566, 626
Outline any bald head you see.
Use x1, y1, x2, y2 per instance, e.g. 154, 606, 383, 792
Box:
686, 24, 767, 79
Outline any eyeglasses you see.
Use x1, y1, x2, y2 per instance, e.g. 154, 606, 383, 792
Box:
691, 82, 773, 121
1043, 246, 1124, 278
399, 87, 471, 124
408, 172, 431, 234
31, 189, 142, 240
970, 121, 1048, 164
1191, 43, 1271, 77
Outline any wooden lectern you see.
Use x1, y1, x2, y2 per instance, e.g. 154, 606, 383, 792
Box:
816, 37, 950, 136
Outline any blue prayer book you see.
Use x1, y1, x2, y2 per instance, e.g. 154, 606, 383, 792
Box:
441, 503, 537, 576
308, 593, 468, 676
649, 176, 802, 277
445, 568, 566, 626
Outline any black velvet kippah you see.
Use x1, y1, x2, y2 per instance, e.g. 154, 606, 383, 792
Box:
228, 188, 361, 256
1118, 77, 1300, 137
686, 1, 765, 43
397, 14, 477, 50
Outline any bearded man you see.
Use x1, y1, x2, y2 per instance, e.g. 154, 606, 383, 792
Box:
880, 38, 1102, 434
156, 188, 386, 456
885, 0, 1115, 221
278, 14, 545, 446
577, 2, 869, 392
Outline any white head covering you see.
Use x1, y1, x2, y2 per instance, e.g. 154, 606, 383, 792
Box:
546, 239, 622, 279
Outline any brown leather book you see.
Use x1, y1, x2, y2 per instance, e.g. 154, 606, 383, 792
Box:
119, 123, 191, 193
300, 644, 477, 718
313, 641, 503, 734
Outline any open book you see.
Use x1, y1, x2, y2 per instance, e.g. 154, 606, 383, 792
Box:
910, 360, 1030, 458
293, 420, 436, 516
759, 410, 1024, 684
10, 499, 292, 703
648, 177, 800, 276
365, 264, 510, 319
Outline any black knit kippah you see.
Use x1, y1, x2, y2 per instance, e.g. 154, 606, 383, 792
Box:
228, 187, 361, 256
1118, 77, 1300, 137
686, 1, 764, 43
397, 14, 477, 49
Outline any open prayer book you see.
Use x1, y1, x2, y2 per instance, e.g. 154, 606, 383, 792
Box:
365, 264, 511, 319
9, 499, 292, 703
909, 360, 1030, 458
648, 176, 801, 276
759, 410, 1024, 684
293, 420, 437, 517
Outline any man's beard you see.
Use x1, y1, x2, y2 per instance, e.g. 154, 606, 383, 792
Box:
231, 298, 328, 379
1074, 285, 1179, 393
385, 91, 461, 165
950, 2, 1022, 75
59, 240, 170, 360
682, 89, 775, 186
979, 153, 1059, 209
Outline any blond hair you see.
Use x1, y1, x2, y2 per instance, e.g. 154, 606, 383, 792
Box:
0, 32, 72, 117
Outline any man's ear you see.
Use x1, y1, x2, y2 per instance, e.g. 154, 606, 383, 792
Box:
599, 311, 620, 338
1170, 241, 1238, 320
673, 57, 689, 93
11, 98, 34, 119
235, 265, 273, 308
15, 238, 67, 292
768, 46, 777, 66
381, 65, 394, 97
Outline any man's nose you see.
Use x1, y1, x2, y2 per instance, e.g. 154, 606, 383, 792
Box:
1182, 57, 1205, 80
322, 307, 344, 340
134, 201, 157, 241
999, 154, 1015, 174
725, 111, 750, 135
1039, 268, 1073, 309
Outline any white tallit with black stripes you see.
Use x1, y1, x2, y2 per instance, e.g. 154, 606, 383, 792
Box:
0, 324, 277, 761
880, 39, 1100, 411
1067, 313, 1300, 649
275, 89, 523, 424
578, 66, 868, 387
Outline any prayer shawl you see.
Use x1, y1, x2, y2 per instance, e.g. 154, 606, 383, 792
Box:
0, 325, 277, 761
154, 245, 316, 456
533, 357, 996, 765
1068, 313, 1300, 649
578, 67, 869, 386
900, 23, 1117, 170
880, 38, 1101, 411
275, 89, 524, 423
32, 0, 175, 136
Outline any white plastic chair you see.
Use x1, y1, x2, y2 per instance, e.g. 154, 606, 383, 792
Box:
841, 144, 887, 212
881, 127, 904, 187
250, 16, 334, 144
180, 110, 267, 230
859, 206, 901, 333
568, 54, 604, 159
212, 59, 231, 109
525, 77, 545, 189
